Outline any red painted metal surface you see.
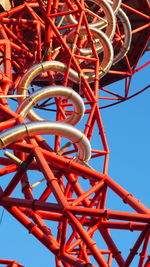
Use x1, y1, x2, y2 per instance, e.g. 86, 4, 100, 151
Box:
0, 0, 149, 266
0, 259, 23, 267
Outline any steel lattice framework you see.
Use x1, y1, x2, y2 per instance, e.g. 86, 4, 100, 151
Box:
0, 0, 149, 266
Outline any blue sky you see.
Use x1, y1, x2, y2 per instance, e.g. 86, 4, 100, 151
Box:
0, 52, 149, 266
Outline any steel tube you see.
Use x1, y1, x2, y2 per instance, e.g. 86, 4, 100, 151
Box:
16, 86, 85, 124
41, 150, 150, 214
0, 0, 11, 11
107, 0, 122, 14
67, 26, 114, 59
124, 226, 150, 267
0, 121, 91, 161
66, 211, 108, 267
64, 0, 116, 40
113, 9, 132, 64
4, 205, 59, 254
100, 228, 125, 266
17, 59, 113, 94
1, 196, 150, 223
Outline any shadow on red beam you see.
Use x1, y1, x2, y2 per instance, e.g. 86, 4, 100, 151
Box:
0, 195, 150, 223
0, 3, 39, 19
16, 208, 149, 231
0, 193, 63, 213
67, 206, 150, 223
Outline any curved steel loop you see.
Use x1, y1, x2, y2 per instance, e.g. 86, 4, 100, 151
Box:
17, 40, 113, 90
113, 8, 132, 64
16, 86, 85, 124
18, 40, 113, 89
16, 65, 91, 161
0, 0, 11, 10
107, 0, 122, 14
17, 61, 80, 97
0, 121, 91, 162
63, 0, 116, 40
67, 26, 114, 59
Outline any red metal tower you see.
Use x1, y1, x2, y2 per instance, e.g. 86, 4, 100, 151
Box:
0, 0, 149, 266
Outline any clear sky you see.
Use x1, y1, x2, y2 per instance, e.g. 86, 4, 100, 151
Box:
0, 53, 149, 266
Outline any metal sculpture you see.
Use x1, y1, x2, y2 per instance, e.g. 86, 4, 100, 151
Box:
0, 0, 149, 266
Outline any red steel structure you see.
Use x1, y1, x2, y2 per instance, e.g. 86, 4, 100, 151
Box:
0, 259, 23, 267
0, 0, 149, 266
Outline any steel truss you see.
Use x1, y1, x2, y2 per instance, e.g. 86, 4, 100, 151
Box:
0, 0, 149, 266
